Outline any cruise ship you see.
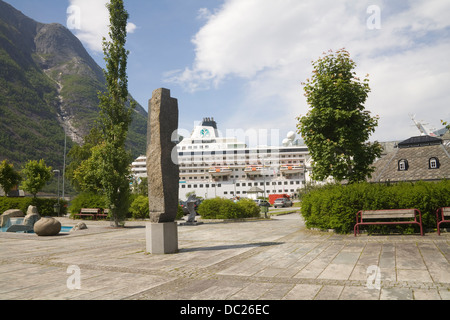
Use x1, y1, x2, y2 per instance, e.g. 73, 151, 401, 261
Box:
131, 118, 311, 200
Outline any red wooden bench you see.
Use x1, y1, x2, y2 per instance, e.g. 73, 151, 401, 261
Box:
354, 209, 423, 236
75, 208, 100, 220
436, 207, 450, 236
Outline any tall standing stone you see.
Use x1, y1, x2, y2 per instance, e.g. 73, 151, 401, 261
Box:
146, 88, 179, 254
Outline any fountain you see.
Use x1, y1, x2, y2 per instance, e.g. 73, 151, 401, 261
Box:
0, 206, 39, 233
0, 217, 33, 233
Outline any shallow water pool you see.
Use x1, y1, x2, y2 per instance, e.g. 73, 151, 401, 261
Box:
0, 220, 73, 234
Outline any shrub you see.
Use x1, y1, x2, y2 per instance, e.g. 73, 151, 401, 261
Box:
236, 198, 261, 218
198, 197, 261, 219
129, 195, 149, 219
0, 197, 67, 217
177, 204, 184, 220
69, 192, 106, 217
301, 180, 450, 234
31, 198, 68, 217
129, 195, 184, 220
197, 197, 223, 219
0, 197, 30, 214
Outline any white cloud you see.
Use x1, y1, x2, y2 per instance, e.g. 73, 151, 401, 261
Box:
68, 0, 137, 53
167, 0, 450, 142
127, 22, 137, 34
197, 8, 212, 21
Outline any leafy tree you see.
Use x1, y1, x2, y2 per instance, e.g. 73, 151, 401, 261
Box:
131, 176, 148, 196
66, 126, 103, 191
96, 0, 135, 226
21, 159, 53, 198
297, 49, 382, 183
0, 160, 22, 197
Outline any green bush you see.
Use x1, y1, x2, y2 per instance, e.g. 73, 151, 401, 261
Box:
68, 192, 106, 217
177, 204, 184, 220
300, 180, 450, 234
198, 197, 261, 219
197, 197, 223, 219
129, 195, 149, 219
0, 197, 67, 217
129, 195, 184, 220
236, 198, 261, 218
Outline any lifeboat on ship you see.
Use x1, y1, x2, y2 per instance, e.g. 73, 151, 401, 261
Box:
244, 165, 264, 175
280, 165, 304, 175
209, 167, 232, 176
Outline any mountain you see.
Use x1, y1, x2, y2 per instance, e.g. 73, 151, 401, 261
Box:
0, 0, 147, 169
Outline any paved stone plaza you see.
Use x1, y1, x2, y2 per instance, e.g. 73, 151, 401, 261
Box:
0, 213, 449, 300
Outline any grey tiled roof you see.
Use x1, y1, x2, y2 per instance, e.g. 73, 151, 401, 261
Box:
398, 135, 442, 148
368, 137, 450, 183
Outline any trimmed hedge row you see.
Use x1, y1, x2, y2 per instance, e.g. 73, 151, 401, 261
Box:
128, 195, 184, 220
0, 197, 68, 217
68, 192, 107, 217
69, 193, 184, 220
197, 197, 261, 219
301, 180, 450, 234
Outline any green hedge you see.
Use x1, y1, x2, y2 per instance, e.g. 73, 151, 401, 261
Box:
0, 197, 68, 217
129, 195, 184, 220
69, 193, 184, 220
129, 195, 149, 219
68, 192, 107, 217
301, 180, 450, 234
197, 197, 261, 219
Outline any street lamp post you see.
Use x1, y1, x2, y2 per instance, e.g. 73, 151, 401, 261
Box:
53, 170, 60, 216
258, 156, 267, 201
258, 155, 269, 219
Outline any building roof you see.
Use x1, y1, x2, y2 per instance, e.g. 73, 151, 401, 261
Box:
397, 135, 442, 148
368, 136, 450, 183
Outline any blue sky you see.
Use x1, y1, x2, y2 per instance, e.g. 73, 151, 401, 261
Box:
4, 0, 450, 145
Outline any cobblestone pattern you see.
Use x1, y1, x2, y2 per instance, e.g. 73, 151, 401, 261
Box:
0, 215, 449, 300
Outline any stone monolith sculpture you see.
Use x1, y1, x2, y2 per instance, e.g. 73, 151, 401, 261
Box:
181, 194, 203, 226
146, 88, 179, 254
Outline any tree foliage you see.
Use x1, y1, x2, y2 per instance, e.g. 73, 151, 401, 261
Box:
21, 159, 53, 197
65, 1, 135, 225
0, 160, 22, 196
96, 0, 135, 226
297, 49, 382, 183
66, 127, 103, 191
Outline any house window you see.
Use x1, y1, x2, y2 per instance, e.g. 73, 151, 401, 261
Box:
398, 159, 408, 171
429, 157, 439, 169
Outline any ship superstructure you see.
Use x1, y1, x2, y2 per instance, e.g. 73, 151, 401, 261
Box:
132, 118, 311, 200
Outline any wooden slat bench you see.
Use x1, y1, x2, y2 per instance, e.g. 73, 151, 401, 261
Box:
436, 207, 450, 236
75, 208, 100, 220
97, 209, 109, 220
354, 209, 423, 236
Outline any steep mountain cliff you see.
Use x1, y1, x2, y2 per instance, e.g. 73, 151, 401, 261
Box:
0, 0, 147, 168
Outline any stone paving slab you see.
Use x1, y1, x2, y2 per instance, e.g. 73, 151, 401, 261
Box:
0, 214, 449, 301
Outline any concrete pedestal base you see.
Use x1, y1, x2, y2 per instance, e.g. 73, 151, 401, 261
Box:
146, 222, 178, 254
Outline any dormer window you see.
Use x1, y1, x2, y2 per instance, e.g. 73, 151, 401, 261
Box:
429, 157, 440, 169
398, 159, 408, 171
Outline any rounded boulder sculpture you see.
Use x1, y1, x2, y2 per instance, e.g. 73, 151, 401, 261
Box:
34, 217, 61, 236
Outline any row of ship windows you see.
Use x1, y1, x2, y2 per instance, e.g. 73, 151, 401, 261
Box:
181, 186, 298, 194
398, 157, 440, 171
180, 166, 300, 173
180, 159, 303, 170
224, 190, 297, 195
181, 181, 302, 188
181, 174, 302, 180
178, 148, 308, 155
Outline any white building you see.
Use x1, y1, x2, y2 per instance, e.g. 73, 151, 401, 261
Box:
131, 118, 312, 200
